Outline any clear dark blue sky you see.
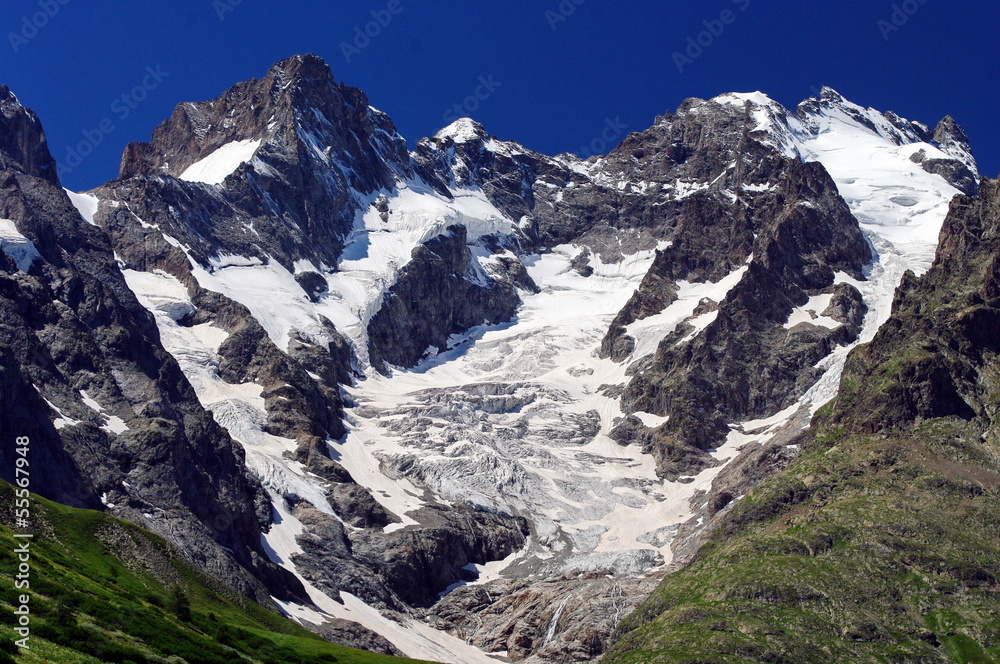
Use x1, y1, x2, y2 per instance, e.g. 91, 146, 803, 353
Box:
2, 0, 997, 191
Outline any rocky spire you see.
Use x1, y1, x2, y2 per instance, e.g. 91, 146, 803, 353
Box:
0, 85, 59, 185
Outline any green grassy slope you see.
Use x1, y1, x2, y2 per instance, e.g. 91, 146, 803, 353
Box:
604, 182, 1000, 664
605, 416, 1000, 664
0, 482, 434, 664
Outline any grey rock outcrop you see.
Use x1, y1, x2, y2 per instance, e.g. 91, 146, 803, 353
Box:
367, 225, 521, 372
432, 573, 656, 663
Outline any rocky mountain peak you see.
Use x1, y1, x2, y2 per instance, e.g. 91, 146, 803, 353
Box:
270, 52, 337, 86
710, 90, 782, 108
0, 85, 59, 186
101, 55, 418, 272
432, 117, 491, 144
118, 53, 409, 191
932, 114, 979, 174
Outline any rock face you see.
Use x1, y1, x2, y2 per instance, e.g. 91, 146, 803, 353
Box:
0, 88, 298, 606
432, 573, 657, 663
288, 502, 528, 611
312, 619, 403, 658
589, 95, 870, 476
368, 225, 521, 372
0, 86, 59, 185
605, 179, 1000, 664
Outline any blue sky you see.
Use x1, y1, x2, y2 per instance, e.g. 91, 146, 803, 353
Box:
1, 0, 997, 191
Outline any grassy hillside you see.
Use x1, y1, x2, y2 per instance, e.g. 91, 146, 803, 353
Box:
605, 415, 1000, 664
604, 183, 1000, 664
0, 481, 433, 664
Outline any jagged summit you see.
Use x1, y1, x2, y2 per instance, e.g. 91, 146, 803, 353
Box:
272, 52, 337, 84
433, 117, 490, 143
118, 53, 410, 191
99, 55, 418, 272
710, 90, 781, 107
795, 86, 979, 184
0, 84, 59, 186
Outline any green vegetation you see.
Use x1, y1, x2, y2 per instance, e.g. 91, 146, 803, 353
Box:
605, 417, 1000, 664
0, 482, 433, 664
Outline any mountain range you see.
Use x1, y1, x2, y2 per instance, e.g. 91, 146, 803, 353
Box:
0, 53, 995, 663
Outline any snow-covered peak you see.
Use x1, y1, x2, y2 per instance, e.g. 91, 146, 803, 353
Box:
795, 87, 929, 147
711, 91, 780, 108
434, 118, 489, 143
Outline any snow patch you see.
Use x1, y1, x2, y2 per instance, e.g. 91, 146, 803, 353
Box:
632, 412, 669, 428
0, 219, 41, 272
713, 91, 778, 108
79, 390, 130, 435
625, 266, 747, 360
179, 139, 262, 185
122, 269, 194, 321
65, 190, 100, 226
784, 293, 839, 330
